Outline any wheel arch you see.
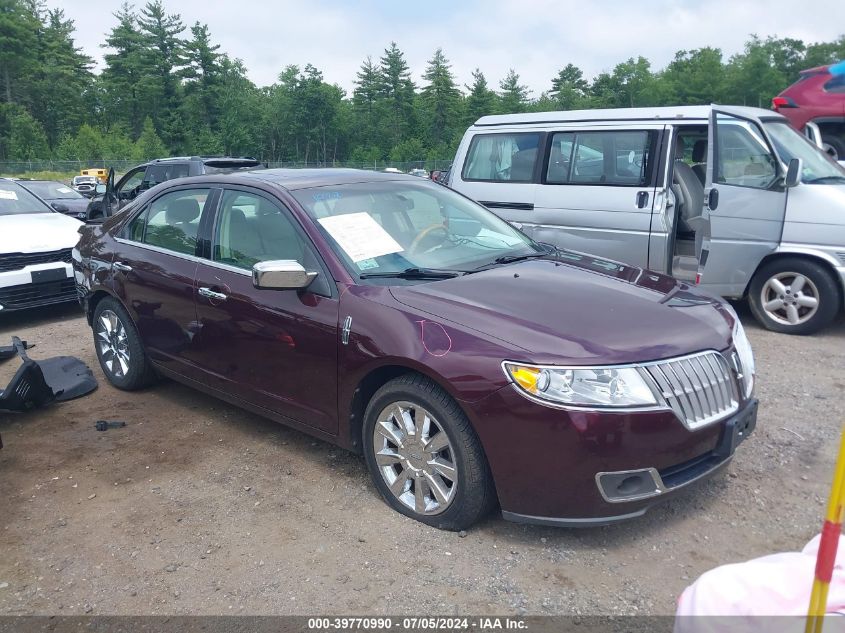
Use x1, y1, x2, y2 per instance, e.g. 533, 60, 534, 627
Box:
345, 361, 482, 456
746, 250, 844, 308
86, 288, 118, 326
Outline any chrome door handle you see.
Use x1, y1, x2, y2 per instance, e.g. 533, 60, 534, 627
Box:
198, 287, 228, 301
113, 261, 132, 273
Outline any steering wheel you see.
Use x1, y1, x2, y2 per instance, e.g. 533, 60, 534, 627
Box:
408, 224, 449, 254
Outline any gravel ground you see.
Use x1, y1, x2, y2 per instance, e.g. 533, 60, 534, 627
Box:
0, 301, 843, 616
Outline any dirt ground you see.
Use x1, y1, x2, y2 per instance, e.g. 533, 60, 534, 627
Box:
0, 302, 843, 616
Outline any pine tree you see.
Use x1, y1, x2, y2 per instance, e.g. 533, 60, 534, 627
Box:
134, 116, 167, 159
464, 68, 497, 125
352, 56, 383, 154
498, 69, 529, 114
101, 3, 148, 136
549, 64, 589, 110
0, 0, 40, 105
420, 48, 461, 147
378, 42, 415, 148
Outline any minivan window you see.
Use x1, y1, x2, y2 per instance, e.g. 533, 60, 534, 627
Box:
462, 133, 540, 182
127, 188, 209, 255
764, 121, 845, 184
546, 130, 653, 186
715, 114, 778, 189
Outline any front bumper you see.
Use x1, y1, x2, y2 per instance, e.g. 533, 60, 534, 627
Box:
0, 262, 77, 311
466, 385, 757, 527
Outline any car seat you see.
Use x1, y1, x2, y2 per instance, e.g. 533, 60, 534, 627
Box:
672, 136, 704, 235
692, 139, 707, 184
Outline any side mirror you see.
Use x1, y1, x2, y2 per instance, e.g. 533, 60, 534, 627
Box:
51, 202, 68, 212
95, 184, 107, 194
785, 158, 803, 188
252, 260, 318, 290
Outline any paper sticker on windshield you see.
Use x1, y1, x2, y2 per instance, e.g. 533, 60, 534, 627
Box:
57, 187, 73, 193
357, 258, 379, 270
0, 190, 18, 200
318, 212, 402, 262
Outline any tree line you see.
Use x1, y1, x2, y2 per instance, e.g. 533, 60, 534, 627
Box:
1, 0, 844, 164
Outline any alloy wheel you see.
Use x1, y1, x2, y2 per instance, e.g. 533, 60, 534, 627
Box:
760, 272, 820, 326
372, 401, 458, 516
96, 309, 131, 378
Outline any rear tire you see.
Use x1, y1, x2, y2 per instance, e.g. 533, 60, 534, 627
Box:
362, 373, 495, 531
92, 297, 157, 390
748, 258, 841, 335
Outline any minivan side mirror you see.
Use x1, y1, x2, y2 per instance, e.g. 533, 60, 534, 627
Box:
252, 260, 318, 290
785, 158, 803, 188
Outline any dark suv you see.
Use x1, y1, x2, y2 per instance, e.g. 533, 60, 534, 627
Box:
89, 156, 264, 219
773, 60, 845, 160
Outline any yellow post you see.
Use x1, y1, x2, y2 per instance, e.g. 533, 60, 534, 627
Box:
806, 426, 845, 633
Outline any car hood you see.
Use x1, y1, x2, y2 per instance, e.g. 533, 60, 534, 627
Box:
0, 213, 82, 254
389, 257, 734, 365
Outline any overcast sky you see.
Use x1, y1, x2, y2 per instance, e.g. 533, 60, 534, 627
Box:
55, 0, 844, 95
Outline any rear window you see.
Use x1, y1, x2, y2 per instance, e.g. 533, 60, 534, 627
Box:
546, 130, 654, 186
824, 74, 845, 93
462, 133, 541, 182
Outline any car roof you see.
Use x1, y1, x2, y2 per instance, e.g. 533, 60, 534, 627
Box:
473, 104, 784, 127
145, 156, 261, 165
237, 168, 420, 190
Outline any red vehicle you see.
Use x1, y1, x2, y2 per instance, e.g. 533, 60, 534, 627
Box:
773, 61, 845, 160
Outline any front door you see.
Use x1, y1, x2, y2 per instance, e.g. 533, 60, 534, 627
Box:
110, 186, 214, 380
698, 108, 789, 297
190, 187, 340, 434
532, 125, 663, 268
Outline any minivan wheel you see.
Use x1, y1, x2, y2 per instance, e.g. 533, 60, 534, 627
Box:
362, 374, 495, 531
748, 258, 841, 335
92, 297, 157, 389
821, 135, 845, 162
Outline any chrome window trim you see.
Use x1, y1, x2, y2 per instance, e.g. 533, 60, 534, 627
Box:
115, 237, 253, 277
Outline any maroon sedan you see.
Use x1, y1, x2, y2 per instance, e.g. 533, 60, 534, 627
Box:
73, 169, 757, 530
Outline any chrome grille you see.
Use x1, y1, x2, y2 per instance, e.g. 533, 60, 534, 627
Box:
644, 351, 738, 430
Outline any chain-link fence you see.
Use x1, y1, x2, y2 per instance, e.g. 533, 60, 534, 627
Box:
0, 158, 454, 177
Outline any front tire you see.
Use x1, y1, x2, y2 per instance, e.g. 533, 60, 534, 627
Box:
748, 258, 841, 334
362, 374, 495, 531
92, 297, 157, 389
821, 134, 845, 162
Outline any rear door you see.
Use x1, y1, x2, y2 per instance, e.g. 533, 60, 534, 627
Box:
532, 124, 663, 268
450, 130, 541, 233
111, 186, 215, 381
696, 108, 788, 296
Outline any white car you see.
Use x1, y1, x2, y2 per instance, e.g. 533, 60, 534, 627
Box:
0, 179, 83, 312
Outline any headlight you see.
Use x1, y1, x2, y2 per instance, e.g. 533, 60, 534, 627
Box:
503, 362, 658, 408
732, 317, 755, 397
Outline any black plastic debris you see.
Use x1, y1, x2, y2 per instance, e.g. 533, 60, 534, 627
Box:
0, 336, 98, 413
95, 420, 126, 432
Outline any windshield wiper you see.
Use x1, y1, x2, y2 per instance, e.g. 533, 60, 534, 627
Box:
803, 176, 845, 184
472, 246, 555, 271
359, 267, 463, 280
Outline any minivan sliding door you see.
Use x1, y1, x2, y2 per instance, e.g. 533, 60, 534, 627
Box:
533, 125, 663, 268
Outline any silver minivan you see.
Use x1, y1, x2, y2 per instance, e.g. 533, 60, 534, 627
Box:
449, 105, 845, 334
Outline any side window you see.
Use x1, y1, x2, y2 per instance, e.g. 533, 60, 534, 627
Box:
143, 163, 190, 190
462, 133, 540, 182
131, 188, 209, 255
116, 168, 146, 199
715, 114, 778, 188
547, 130, 653, 186
824, 74, 845, 93
213, 190, 312, 270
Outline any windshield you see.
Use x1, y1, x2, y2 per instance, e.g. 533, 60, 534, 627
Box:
0, 181, 56, 215
292, 180, 541, 279
21, 181, 84, 200
764, 121, 845, 184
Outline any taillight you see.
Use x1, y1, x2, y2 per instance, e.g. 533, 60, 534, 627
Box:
772, 96, 797, 110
